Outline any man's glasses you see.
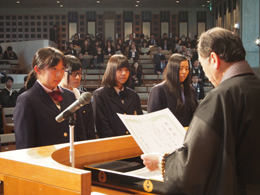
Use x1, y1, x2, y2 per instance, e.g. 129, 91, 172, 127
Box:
65, 70, 83, 77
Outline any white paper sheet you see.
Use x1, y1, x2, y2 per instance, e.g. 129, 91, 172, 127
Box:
117, 108, 186, 154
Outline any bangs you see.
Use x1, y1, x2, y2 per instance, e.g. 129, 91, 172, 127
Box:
48, 52, 66, 68
117, 58, 130, 70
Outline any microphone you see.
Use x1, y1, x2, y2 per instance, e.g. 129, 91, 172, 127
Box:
55, 92, 92, 123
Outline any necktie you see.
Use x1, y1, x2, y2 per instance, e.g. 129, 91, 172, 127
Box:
48, 89, 63, 103
119, 91, 126, 100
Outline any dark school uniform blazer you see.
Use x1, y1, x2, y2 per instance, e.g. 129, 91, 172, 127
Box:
92, 86, 143, 138
14, 81, 86, 149
154, 60, 168, 74
147, 82, 197, 127
79, 90, 96, 140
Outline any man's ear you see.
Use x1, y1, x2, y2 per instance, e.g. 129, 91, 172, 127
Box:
210, 52, 220, 70
34, 66, 40, 75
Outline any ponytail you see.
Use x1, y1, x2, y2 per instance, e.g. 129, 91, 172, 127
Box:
26, 69, 37, 90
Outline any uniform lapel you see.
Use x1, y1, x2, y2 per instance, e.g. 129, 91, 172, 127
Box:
123, 88, 133, 111
106, 87, 127, 111
33, 82, 61, 114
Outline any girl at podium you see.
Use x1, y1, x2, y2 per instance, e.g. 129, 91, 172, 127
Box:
14, 47, 86, 149
92, 54, 143, 138
147, 53, 198, 127
59, 55, 96, 140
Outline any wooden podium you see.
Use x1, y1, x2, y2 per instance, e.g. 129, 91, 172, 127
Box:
0, 135, 143, 195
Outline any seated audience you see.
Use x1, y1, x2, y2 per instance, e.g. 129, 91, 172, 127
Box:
95, 33, 105, 51
175, 39, 183, 53
191, 74, 204, 100
154, 55, 167, 75
127, 44, 139, 61
148, 33, 157, 46
0, 72, 6, 83
161, 33, 170, 45
115, 43, 122, 54
125, 33, 135, 47
153, 47, 165, 65
1, 76, 18, 108
59, 55, 96, 140
104, 40, 115, 56
65, 42, 77, 57
148, 53, 198, 127
78, 52, 88, 69
91, 45, 104, 69
116, 39, 125, 54
81, 39, 92, 56
91, 40, 99, 57
171, 35, 179, 54
161, 38, 171, 51
140, 40, 150, 55
192, 60, 205, 85
72, 33, 82, 48
3, 46, 18, 60
130, 61, 143, 89
137, 34, 146, 47
18, 75, 28, 96
190, 34, 198, 49
85, 33, 93, 44
92, 54, 143, 138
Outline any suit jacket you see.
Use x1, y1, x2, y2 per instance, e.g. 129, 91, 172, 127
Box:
125, 39, 135, 47
147, 82, 197, 127
127, 50, 139, 60
1, 88, 18, 107
160, 42, 171, 51
153, 53, 165, 65
192, 83, 204, 100
148, 39, 157, 46
92, 86, 143, 138
154, 60, 168, 74
14, 81, 86, 149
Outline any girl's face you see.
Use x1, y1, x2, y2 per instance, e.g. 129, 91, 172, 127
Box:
115, 67, 129, 89
143, 42, 147, 47
67, 69, 82, 89
107, 41, 111, 46
118, 40, 122, 44
179, 60, 189, 83
36, 60, 65, 90
117, 44, 120, 49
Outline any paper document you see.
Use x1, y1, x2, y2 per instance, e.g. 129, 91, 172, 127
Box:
127, 167, 163, 181
141, 47, 150, 53
117, 108, 186, 154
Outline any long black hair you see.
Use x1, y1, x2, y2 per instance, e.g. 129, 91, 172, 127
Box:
163, 53, 198, 112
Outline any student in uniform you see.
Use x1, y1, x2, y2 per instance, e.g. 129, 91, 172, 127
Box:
92, 54, 143, 138
147, 53, 198, 127
14, 47, 86, 149
59, 55, 96, 140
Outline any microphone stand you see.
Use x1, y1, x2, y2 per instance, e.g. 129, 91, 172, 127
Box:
68, 114, 76, 168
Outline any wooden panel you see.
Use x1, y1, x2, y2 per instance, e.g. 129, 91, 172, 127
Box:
52, 136, 143, 168
151, 14, 160, 41
4, 175, 82, 195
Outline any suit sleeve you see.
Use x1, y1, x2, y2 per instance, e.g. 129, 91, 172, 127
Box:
92, 90, 114, 138
147, 86, 164, 113
164, 116, 223, 194
14, 95, 36, 149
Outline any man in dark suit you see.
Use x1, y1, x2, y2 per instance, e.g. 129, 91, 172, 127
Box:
136, 34, 146, 47
148, 33, 157, 46
153, 47, 165, 65
154, 55, 168, 75
161, 38, 171, 51
125, 33, 135, 47
191, 74, 204, 100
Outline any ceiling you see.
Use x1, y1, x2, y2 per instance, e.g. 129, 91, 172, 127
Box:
0, 0, 212, 9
